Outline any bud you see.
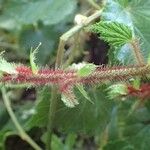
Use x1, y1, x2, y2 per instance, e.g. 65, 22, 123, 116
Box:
107, 83, 128, 99
74, 14, 88, 25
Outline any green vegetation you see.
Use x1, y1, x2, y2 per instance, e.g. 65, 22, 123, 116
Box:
1, 0, 150, 150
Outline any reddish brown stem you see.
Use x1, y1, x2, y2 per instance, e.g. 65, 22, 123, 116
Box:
1, 65, 150, 91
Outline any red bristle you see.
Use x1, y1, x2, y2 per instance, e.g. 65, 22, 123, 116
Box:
127, 84, 150, 100
127, 86, 139, 96
16, 66, 32, 75
1, 63, 150, 103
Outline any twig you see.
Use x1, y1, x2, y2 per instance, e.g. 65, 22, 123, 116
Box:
87, 0, 101, 9
46, 9, 104, 150
46, 87, 58, 150
130, 39, 145, 65
1, 87, 42, 150
64, 33, 80, 67
55, 9, 103, 68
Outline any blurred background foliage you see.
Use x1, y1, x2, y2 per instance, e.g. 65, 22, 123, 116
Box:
0, 0, 150, 150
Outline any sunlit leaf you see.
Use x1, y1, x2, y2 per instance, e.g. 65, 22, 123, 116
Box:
91, 21, 133, 47
77, 63, 96, 77
30, 43, 41, 74
102, 0, 150, 64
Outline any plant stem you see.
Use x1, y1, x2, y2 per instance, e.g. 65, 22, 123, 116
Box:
64, 33, 80, 67
87, 0, 101, 9
46, 9, 104, 150
56, 9, 103, 68
130, 39, 145, 65
46, 87, 58, 150
46, 10, 102, 150
1, 87, 42, 150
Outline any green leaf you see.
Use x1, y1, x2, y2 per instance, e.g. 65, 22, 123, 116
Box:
130, 125, 150, 150
107, 83, 128, 99
76, 84, 93, 104
0, 57, 17, 75
19, 24, 61, 64
65, 133, 77, 149
124, 121, 150, 150
2, 101, 34, 131
55, 87, 114, 134
51, 134, 77, 150
51, 134, 64, 150
30, 43, 41, 74
0, 101, 10, 131
90, 21, 133, 47
2, 0, 76, 25
108, 107, 119, 141
61, 94, 79, 108
26, 86, 114, 134
102, 0, 150, 64
26, 87, 51, 128
0, 101, 34, 149
0, 102, 14, 149
77, 63, 96, 77
119, 105, 150, 150
103, 140, 134, 150
41, 132, 76, 150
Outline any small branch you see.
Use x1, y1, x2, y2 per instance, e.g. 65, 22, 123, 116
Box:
55, 9, 103, 68
1, 87, 42, 150
46, 9, 103, 149
130, 39, 145, 65
86, 0, 101, 9
80, 65, 150, 85
64, 33, 81, 67
2, 65, 150, 88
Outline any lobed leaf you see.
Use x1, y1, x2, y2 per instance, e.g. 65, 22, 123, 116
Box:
61, 93, 79, 108
30, 43, 41, 74
101, 0, 150, 64
26, 86, 114, 134
90, 21, 133, 47
76, 84, 93, 104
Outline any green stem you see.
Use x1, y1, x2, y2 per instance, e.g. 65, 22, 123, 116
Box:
64, 33, 80, 67
55, 9, 103, 68
87, 0, 101, 9
130, 39, 145, 65
46, 87, 58, 150
46, 9, 104, 150
1, 87, 42, 150
46, 21, 65, 150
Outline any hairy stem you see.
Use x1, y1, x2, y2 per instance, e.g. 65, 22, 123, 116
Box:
1, 87, 42, 150
130, 39, 145, 65
46, 9, 104, 150
1, 65, 150, 88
